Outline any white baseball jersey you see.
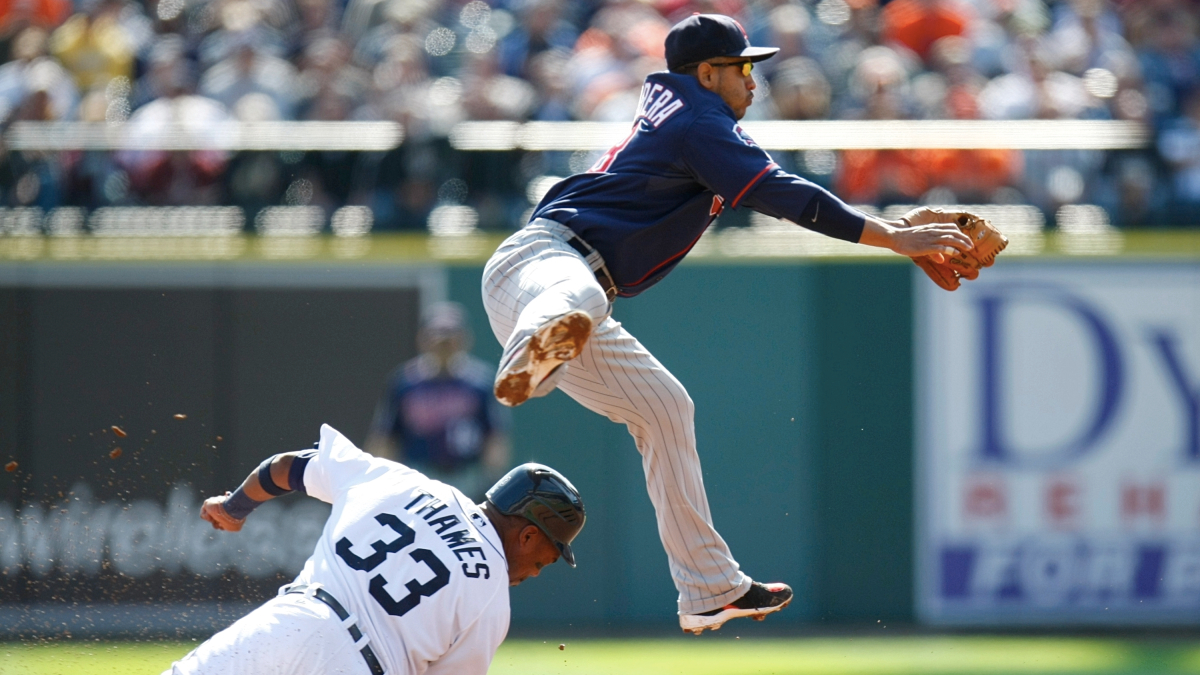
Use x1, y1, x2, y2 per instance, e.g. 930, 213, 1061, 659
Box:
296, 424, 510, 675
164, 424, 510, 675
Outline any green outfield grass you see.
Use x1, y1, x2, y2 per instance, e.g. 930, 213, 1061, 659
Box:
2, 636, 1199, 675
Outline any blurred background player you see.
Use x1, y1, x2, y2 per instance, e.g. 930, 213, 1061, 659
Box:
171, 425, 585, 675
365, 301, 510, 501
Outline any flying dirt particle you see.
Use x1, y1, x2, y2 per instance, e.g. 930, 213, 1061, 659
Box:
174, 414, 187, 420
112, 426, 127, 438
110, 448, 123, 459
5, 462, 16, 472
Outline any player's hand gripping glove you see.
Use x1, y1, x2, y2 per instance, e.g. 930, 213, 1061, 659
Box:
902, 207, 1008, 291
200, 493, 247, 532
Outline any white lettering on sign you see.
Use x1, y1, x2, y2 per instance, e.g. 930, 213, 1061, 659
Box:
0, 483, 330, 579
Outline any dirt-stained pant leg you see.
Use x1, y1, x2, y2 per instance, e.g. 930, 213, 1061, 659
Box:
482, 220, 752, 615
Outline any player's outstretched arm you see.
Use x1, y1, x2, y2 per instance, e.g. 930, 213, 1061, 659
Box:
200, 451, 315, 532
740, 174, 974, 263
858, 210, 974, 263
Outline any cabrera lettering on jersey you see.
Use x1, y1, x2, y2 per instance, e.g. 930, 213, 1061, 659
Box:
637, 82, 686, 128
588, 82, 688, 173
405, 489, 491, 580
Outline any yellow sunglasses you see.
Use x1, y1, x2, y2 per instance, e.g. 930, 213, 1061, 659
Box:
711, 60, 754, 77
684, 60, 754, 77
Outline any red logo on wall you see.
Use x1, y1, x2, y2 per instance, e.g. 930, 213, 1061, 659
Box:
1045, 477, 1079, 528
965, 476, 1006, 519
1121, 482, 1165, 522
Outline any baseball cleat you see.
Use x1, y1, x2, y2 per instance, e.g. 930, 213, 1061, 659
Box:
494, 310, 594, 407
679, 581, 793, 635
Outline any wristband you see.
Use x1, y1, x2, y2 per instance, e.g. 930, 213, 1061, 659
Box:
257, 457, 291, 496
223, 486, 263, 520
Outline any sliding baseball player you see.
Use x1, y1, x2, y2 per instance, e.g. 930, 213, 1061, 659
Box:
163, 424, 585, 675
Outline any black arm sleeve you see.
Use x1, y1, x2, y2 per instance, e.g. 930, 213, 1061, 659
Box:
740, 169, 867, 243
288, 450, 317, 494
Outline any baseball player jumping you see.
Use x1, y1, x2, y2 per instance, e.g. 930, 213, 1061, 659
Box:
163, 424, 585, 675
483, 14, 1004, 634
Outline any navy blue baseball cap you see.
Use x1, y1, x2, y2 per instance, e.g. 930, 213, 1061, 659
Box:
665, 14, 780, 72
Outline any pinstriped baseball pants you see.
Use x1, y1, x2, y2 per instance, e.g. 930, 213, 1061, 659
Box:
482, 218, 752, 615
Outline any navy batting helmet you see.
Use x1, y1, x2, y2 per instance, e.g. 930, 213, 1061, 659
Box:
486, 463, 586, 567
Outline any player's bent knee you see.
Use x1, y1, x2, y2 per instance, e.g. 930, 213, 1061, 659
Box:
561, 281, 608, 324
663, 381, 695, 417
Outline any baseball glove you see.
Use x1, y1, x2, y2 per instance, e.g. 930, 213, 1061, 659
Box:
904, 208, 1008, 291
200, 493, 246, 532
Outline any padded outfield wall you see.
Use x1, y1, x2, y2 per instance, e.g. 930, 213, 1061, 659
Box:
0, 231, 1196, 634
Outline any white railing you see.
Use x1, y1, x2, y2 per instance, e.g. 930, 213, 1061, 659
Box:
450, 119, 1149, 151
5, 121, 404, 151
4, 119, 1148, 152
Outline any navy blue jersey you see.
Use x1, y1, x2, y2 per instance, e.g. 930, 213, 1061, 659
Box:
533, 71, 866, 297
374, 353, 508, 472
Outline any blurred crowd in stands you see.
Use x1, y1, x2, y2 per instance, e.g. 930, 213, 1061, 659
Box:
2, 0, 1200, 230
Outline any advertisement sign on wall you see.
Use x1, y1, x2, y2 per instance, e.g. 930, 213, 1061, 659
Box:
0, 277, 423, 614
917, 263, 1200, 624
0, 483, 329, 581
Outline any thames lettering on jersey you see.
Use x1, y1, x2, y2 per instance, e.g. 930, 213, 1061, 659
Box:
411, 494, 449, 519
404, 488, 492, 582
441, 529, 479, 549
428, 514, 462, 534
453, 547, 485, 561
406, 488, 483, 552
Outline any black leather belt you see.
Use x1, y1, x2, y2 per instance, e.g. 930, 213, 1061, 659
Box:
565, 235, 618, 302
285, 584, 385, 675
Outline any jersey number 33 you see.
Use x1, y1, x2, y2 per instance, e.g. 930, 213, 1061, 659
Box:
335, 512, 451, 616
